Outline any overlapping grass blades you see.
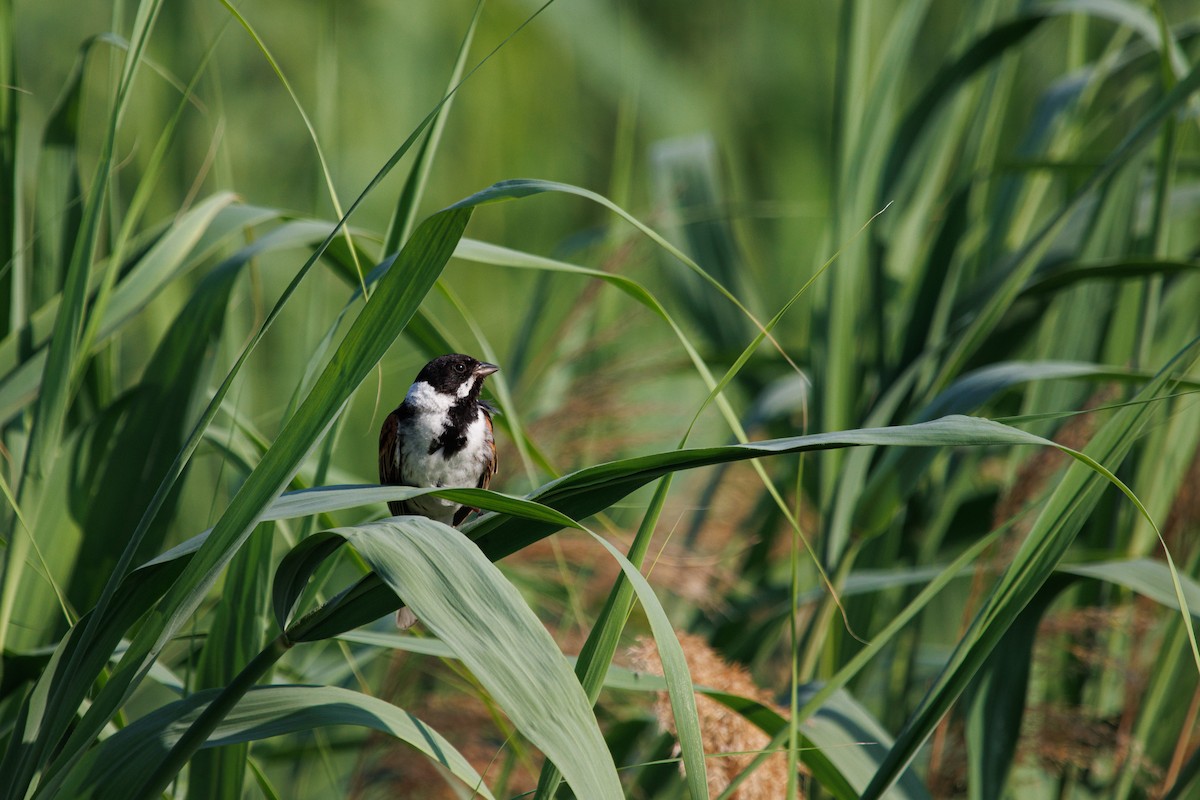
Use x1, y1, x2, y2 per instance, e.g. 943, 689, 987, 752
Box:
860, 339, 1200, 798
44, 685, 497, 800
282, 518, 625, 799
3, 1, 1200, 797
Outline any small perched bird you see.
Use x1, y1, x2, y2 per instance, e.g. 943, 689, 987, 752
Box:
379, 354, 499, 627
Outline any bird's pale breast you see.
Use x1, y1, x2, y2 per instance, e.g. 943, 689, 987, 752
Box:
393, 382, 492, 524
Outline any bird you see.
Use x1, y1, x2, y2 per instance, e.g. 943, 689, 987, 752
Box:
379, 353, 499, 627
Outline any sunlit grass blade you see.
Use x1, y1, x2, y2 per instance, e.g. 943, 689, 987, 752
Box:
285, 414, 1137, 643
285, 519, 624, 799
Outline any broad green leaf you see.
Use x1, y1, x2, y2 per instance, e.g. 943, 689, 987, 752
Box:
290, 519, 624, 799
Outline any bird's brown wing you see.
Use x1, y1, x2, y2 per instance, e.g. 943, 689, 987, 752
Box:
378, 409, 408, 517
452, 410, 498, 527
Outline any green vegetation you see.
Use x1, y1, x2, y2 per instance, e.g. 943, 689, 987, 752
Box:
2, 1, 1199, 798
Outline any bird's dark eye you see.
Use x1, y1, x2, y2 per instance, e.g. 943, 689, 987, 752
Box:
455, 363, 466, 373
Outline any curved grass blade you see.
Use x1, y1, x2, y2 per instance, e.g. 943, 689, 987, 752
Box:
1020, 257, 1200, 296
859, 339, 1200, 799
43, 685, 495, 800
6, 207, 468, 800
280, 512, 710, 798
450, 178, 797, 371
577, 526, 708, 799
285, 414, 1121, 641
288, 519, 623, 799
853, 359, 1158, 537
1059, 558, 1200, 618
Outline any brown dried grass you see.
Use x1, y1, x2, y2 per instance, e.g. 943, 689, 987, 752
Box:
627, 631, 798, 799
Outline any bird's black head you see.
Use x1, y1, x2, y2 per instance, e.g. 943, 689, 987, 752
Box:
414, 353, 499, 398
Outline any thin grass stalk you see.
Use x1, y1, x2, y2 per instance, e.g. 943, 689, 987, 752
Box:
218, 0, 367, 294
134, 633, 292, 798
383, 0, 484, 253
533, 474, 675, 799
1136, 18, 1178, 367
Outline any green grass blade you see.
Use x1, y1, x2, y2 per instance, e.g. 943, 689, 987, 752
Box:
185, 523, 273, 800
1020, 257, 1200, 296
1059, 558, 1200, 618
65, 233, 242, 613
288, 415, 1108, 641
7, 205, 466, 799
0, 195, 250, 424
859, 338, 1200, 798
50, 207, 468, 781
533, 477, 674, 800
44, 685, 495, 800
880, 13, 1050, 203
311, 519, 624, 799
931, 56, 1200, 391
382, 1, 484, 253
1, 0, 164, 658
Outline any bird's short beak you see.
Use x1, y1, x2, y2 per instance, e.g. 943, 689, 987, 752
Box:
475, 362, 500, 377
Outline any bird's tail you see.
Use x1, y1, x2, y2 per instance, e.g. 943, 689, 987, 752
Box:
395, 607, 419, 630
